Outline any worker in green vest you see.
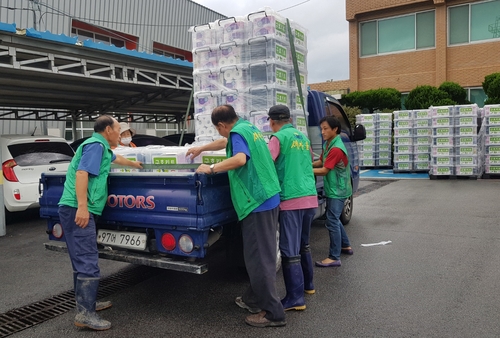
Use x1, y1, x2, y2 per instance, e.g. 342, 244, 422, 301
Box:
59, 115, 142, 331
313, 116, 353, 267
267, 105, 318, 311
187, 104, 286, 328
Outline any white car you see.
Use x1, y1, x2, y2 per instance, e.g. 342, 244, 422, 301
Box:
1, 135, 74, 213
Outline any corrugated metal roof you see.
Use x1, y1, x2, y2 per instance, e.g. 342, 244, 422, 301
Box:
0, 0, 227, 53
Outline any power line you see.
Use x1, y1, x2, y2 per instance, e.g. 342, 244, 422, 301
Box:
277, 0, 311, 12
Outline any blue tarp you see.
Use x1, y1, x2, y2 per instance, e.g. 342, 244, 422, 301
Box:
0, 22, 16, 33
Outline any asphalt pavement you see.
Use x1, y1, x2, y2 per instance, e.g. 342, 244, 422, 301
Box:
2, 178, 500, 338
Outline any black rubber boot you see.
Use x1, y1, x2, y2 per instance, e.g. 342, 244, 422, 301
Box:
74, 277, 111, 331
73, 272, 112, 312
300, 247, 315, 294
281, 256, 306, 311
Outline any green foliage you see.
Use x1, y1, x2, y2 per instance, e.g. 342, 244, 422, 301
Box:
405, 85, 450, 110
342, 105, 362, 128
341, 88, 401, 113
438, 82, 469, 104
483, 73, 500, 104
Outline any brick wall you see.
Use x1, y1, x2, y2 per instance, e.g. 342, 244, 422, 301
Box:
310, 0, 500, 94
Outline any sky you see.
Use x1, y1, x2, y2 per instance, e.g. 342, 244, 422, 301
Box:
191, 0, 349, 84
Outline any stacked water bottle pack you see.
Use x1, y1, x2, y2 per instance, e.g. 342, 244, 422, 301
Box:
482, 104, 500, 178
411, 109, 432, 172
189, 7, 309, 142
357, 113, 392, 168
429, 104, 482, 178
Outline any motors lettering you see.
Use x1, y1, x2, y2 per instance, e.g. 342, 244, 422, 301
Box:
107, 195, 155, 209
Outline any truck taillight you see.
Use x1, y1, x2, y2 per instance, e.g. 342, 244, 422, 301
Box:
52, 223, 64, 239
2, 159, 19, 182
161, 233, 176, 251
179, 235, 194, 253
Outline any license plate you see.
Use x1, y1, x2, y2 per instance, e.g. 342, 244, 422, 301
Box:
97, 230, 147, 251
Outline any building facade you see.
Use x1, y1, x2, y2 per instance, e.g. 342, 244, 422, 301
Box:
311, 0, 500, 107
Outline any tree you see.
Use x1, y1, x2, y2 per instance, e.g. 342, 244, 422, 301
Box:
405, 85, 453, 110
438, 82, 469, 105
483, 73, 500, 104
341, 88, 401, 113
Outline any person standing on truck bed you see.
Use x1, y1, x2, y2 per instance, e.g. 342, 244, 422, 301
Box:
267, 105, 318, 311
186, 104, 286, 328
111, 122, 137, 149
312, 116, 354, 268
58, 115, 143, 331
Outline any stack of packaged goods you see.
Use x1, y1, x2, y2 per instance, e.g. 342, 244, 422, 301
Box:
189, 7, 308, 143
430, 106, 455, 176
412, 109, 432, 172
356, 114, 377, 168
375, 113, 393, 167
482, 104, 500, 177
453, 104, 481, 177
393, 110, 413, 172
357, 113, 393, 169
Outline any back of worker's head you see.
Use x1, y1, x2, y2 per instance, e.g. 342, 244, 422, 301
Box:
211, 105, 238, 126
94, 115, 116, 133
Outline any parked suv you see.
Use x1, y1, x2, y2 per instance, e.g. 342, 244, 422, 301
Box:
1, 135, 74, 213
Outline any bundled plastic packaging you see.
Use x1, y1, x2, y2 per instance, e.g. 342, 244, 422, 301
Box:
189, 7, 309, 141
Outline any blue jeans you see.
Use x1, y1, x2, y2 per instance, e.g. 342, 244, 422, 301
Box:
325, 198, 351, 260
279, 208, 317, 258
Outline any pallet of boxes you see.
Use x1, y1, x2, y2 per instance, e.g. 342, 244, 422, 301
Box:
357, 113, 392, 169
429, 104, 484, 179
482, 104, 500, 178
392, 109, 433, 173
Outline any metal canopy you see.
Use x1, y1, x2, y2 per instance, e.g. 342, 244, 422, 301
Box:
0, 31, 194, 123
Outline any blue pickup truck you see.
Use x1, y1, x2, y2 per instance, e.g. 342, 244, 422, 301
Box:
39, 90, 364, 274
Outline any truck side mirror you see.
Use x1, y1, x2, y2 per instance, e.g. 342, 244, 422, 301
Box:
351, 124, 366, 142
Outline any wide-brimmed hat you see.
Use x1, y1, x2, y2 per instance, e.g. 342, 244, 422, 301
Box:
267, 105, 291, 121
119, 122, 135, 136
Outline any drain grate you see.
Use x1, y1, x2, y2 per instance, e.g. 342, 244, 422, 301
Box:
0, 265, 159, 338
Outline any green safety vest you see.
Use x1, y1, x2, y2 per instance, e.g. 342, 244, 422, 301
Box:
271, 124, 317, 201
226, 119, 281, 220
323, 135, 352, 199
59, 133, 113, 215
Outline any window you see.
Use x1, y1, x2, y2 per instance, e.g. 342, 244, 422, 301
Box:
360, 11, 435, 56
71, 28, 126, 47
468, 88, 487, 107
8, 142, 74, 166
449, 0, 500, 45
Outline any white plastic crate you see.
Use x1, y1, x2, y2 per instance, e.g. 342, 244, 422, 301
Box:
455, 155, 478, 166
455, 146, 477, 155
394, 145, 412, 153
432, 137, 454, 147
432, 156, 454, 166
394, 128, 412, 137
430, 165, 453, 175
414, 162, 430, 171
454, 126, 477, 136
393, 162, 413, 171
414, 136, 432, 145
376, 159, 391, 167
453, 116, 477, 126
432, 127, 454, 137
393, 110, 412, 120
430, 106, 453, 117
432, 117, 453, 127
414, 145, 431, 154
455, 166, 480, 176
454, 136, 478, 146
394, 137, 413, 145
432, 146, 454, 156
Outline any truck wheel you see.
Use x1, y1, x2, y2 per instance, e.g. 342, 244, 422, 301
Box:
340, 195, 353, 225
